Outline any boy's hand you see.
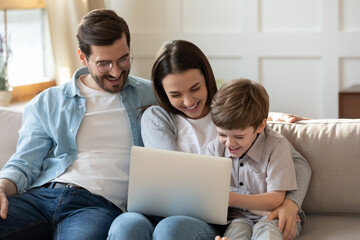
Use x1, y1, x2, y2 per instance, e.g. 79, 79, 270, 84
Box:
215, 236, 230, 240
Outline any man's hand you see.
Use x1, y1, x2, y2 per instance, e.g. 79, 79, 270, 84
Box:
0, 179, 17, 220
267, 199, 300, 240
0, 189, 9, 219
268, 112, 311, 123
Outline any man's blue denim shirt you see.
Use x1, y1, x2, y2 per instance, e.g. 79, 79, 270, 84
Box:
0, 67, 157, 193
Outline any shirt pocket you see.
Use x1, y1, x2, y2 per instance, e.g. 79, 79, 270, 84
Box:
249, 170, 267, 194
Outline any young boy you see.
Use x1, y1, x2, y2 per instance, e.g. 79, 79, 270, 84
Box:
207, 79, 297, 240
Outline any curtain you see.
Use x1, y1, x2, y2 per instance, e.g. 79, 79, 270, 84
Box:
46, 0, 105, 85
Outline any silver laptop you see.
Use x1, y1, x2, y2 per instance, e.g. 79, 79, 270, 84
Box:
127, 146, 232, 225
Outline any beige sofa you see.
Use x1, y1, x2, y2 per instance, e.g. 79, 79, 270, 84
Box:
1, 106, 360, 239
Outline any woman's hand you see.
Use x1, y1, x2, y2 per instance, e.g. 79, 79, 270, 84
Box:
267, 199, 300, 240
268, 112, 311, 123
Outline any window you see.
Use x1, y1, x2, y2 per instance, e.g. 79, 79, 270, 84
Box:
4, 9, 54, 86
1, 0, 55, 103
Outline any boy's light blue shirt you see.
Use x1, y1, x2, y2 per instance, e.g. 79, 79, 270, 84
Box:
0, 67, 157, 193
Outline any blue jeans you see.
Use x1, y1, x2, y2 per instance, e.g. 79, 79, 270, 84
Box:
0, 187, 122, 240
107, 212, 225, 240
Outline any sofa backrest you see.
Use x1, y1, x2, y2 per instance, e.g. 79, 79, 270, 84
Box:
0, 107, 23, 169
1, 107, 359, 214
269, 119, 360, 214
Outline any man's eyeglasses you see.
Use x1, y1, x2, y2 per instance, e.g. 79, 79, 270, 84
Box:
85, 55, 134, 73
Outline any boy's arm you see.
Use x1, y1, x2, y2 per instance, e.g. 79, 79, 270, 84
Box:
229, 191, 285, 211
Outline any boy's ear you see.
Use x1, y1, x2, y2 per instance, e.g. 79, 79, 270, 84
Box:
256, 118, 267, 133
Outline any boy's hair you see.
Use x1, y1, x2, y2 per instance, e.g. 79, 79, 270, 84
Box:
211, 79, 269, 130
151, 40, 218, 115
76, 9, 130, 56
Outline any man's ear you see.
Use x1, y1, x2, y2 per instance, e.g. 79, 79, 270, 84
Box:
78, 49, 87, 66
256, 118, 267, 133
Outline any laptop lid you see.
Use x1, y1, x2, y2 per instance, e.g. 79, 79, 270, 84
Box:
127, 146, 231, 225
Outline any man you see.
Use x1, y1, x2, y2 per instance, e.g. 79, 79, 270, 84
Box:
0, 9, 157, 239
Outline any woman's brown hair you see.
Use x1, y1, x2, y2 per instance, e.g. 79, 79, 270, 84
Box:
151, 40, 217, 115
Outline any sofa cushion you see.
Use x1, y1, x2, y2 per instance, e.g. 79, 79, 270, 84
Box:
298, 214, 360, 239
0, 107, 23, 169
269, 120, 360, 214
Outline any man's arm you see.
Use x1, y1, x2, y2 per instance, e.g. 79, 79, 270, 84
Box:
0, 178, 17, 219
0, 101, 54, 192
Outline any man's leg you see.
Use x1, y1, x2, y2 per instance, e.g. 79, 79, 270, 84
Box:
0, 188, 55, 240
53, 188, 122, 240
153, 216, 223, 240
107, 212, 157, 240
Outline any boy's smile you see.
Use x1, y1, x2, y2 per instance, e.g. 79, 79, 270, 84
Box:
216, 120, 266, 158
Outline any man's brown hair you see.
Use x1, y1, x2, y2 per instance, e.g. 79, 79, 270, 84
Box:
76, 9, 130, 56
211, 79, 269, 130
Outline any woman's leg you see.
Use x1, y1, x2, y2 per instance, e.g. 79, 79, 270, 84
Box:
107, 212, 155, 240
153, 216, 222, 240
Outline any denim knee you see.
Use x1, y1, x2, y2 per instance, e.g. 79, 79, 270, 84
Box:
153, 216, 219, 240
107, 212, 154, 240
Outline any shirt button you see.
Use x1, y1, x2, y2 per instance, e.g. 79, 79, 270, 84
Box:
69, 129, 73, 133
78, 105, 82, 109
240, 163, 244, 167
239, 182, 244, 186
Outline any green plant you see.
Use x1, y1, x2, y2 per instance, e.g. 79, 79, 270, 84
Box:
0, 34, 10, 91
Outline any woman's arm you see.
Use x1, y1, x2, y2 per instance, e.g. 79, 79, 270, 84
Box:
267, 143, 312, 240
285, 144, 312, 209
141, 105, 178, 151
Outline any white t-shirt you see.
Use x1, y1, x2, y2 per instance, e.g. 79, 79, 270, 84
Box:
55, 78, 132, 211
174, 112, 217, 155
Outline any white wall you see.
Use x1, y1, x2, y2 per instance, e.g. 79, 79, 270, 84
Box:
108, 0, 360, 118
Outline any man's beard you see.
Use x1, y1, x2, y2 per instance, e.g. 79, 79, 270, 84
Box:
92, 69, 130, 93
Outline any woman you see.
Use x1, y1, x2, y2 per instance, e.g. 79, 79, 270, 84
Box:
107, 40, 311, 240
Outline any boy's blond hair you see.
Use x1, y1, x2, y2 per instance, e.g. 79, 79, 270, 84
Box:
211, 79, 269, 130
